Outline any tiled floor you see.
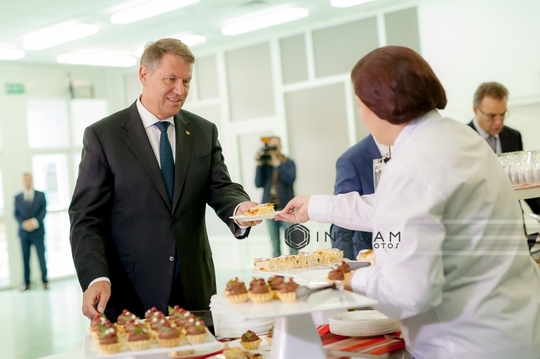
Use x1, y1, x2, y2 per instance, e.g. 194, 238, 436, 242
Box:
0, 270, 255, 359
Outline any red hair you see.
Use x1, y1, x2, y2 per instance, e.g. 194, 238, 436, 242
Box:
351, 46, 447, 124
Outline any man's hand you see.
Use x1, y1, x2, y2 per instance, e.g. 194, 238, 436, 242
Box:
235, 201, 262, 227
275, 195, 311, 223
82, 281, 111, 319
22, 219, 35, 232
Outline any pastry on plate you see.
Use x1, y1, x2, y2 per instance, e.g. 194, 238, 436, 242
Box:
224, 277, 249, 303
276, 278, 298, 302
244, 203, 274, 216
357, 249, 376, 266
266, 325, 274, 345
240, 330, 262, 350
248, 278, 273, 303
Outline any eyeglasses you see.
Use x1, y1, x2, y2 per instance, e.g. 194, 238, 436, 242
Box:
477, 107, 510, 121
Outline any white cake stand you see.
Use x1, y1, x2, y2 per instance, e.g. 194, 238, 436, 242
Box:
222, 289, 378, 359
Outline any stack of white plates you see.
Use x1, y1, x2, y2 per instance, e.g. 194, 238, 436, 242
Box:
210, 294, 275, 339
329, 310, 400, 337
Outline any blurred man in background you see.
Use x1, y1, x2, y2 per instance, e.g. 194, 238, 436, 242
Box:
14, 173, 48, 291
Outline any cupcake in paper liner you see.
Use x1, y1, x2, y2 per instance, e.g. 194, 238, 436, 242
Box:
126, 323, 151, 351
90, 314, 111, 340
266, 325, 274, 345
248, 278, 273, 303
240, 330, 262, 350
267, 275, 285, 300
156, 320, 182, 347
185, 318, 208, 344
224, 277, 249, 303
276, 278, 298, 302
97, 326, 123, 354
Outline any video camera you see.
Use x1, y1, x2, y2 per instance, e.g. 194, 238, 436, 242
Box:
259, 137, 278, 164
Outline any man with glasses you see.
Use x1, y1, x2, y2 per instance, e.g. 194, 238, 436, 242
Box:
468, 81, 540, 249
468, 82, 516, 154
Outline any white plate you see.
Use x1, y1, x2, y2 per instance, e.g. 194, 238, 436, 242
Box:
329, 310, 400, 337
168, 342, 225, 358
227, 338, 271, 351
229, 211, 282, 221
293, 269, 332, 289
221, 290, 377, 320
83, 331, 220, 359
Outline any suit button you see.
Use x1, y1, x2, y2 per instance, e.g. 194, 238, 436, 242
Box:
169, 256, 174, 262
172, 218, 178, 224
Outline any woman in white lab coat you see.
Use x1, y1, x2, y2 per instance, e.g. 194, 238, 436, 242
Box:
276, 46, 540, 359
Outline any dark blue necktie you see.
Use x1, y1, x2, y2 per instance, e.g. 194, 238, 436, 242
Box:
155, 121, 174, 200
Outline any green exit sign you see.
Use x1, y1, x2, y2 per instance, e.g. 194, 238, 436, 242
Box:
5, 83, 25, 94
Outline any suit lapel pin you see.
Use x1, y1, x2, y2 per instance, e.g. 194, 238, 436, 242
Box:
185, 130, 190, 136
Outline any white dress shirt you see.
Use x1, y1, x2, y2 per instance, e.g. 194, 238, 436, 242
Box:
136, 97, 176, 164
309, 111, 540, 359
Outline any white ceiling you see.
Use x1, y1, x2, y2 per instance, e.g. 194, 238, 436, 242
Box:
0, 0, 405, 67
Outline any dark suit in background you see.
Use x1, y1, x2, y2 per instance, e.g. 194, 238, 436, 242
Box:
330, 135, 381, 259
14, 190, 47, 287
468, 121, 540, 214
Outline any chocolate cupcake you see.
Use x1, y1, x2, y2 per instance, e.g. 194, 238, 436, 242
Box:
268, 275, 285, 299
126, 322, 151, 351
97, 325, 122, 354
240, 330, 262, 350
156, 320, 182, 347
224, 277, 249, 303
276, 278, 298, 302
248, 278, 273, 303
266, 325, 274, 345
185, 318, 208, 344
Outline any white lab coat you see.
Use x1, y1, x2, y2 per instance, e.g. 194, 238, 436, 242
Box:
309, 110, 540, 359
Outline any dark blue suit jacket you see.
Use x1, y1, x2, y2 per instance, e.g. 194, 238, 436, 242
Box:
255, 157, 296, 210
14, 190, 47, 239
330, 135, 381, 259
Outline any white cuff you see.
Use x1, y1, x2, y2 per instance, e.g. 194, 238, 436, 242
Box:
307, 195, 332, 222
233, 203, 249, 229
88, 277, 111, 290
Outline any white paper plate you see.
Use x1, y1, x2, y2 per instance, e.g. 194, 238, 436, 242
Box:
329, 310, 400, 337
168, 342, 224, 358
293, 269, 332, 288
227, 337, 271, 351
229, 211, 282, 221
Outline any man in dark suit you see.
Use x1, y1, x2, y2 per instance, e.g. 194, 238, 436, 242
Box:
329, 135, 385, 259
14, 173, 48, 291
69, 38, 259, 322
468, 81, 540, 215
255, 136, 296, 257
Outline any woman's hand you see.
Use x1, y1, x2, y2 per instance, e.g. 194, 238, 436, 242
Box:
275, 195, 311, 223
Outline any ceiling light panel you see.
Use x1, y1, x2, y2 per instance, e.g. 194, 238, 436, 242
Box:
0, 48, 25, 60
331, 0, 375, 8
23, 24, 98, 51
57, 53, 138, 67
110, 0, 199, 25
222, 6, 309, 36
